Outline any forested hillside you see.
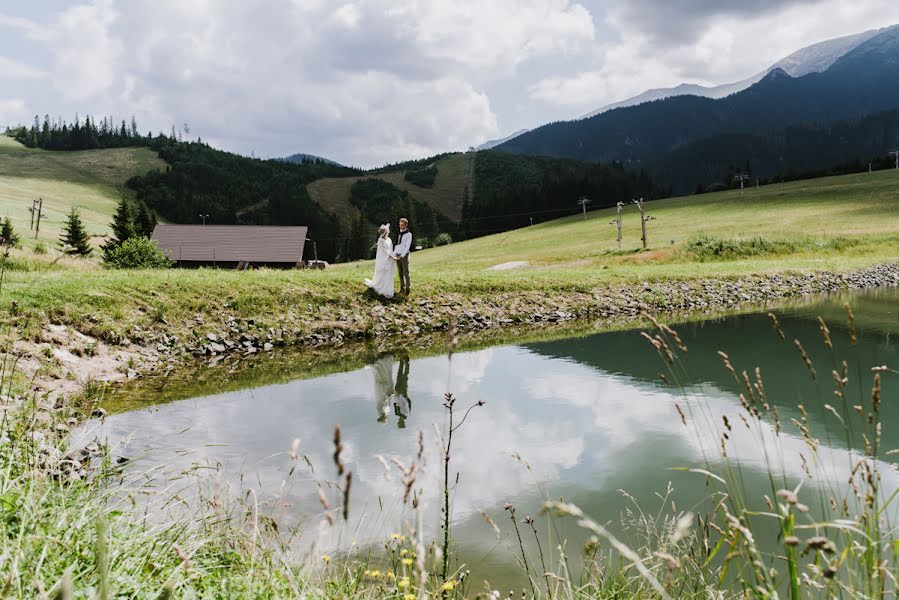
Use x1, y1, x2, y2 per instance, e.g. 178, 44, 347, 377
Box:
462, 152, 659, 237
652, 110, 899, 193
498, 25, 899, 193
127, 138, 358, 261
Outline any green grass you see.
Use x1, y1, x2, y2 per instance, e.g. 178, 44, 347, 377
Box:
2, 168, 898, 347
308, 153, 472, 223
0, 135, 164, 250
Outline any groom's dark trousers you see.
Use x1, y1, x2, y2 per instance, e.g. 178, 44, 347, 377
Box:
397, 255, 410, 293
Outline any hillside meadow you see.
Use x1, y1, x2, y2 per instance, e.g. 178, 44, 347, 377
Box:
0, 135, 164, 248
307, 152, 471, 224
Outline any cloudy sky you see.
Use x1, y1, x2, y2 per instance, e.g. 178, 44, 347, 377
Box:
0, 1, 897, 167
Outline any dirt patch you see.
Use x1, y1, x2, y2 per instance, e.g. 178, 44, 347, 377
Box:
13, 324, 148, 400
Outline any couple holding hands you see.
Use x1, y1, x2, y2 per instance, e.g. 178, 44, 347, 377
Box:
364, 217, 412, 299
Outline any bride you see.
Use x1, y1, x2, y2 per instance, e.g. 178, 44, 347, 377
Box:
364, 224, 395, 298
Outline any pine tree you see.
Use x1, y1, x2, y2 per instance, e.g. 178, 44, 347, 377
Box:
0, 217, 19, 247
59, 207, 92, 256
102, 198, 135, 255
134, 200, 157, 237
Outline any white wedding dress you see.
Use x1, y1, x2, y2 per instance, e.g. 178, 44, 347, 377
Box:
364, 236, 395, 298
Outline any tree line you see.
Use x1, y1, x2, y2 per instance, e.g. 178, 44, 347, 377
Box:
10, 115, 153, 151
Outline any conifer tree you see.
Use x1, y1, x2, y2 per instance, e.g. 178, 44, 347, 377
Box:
0, 217, 19, 247
59, 207, 92, 256
102, 198, 135, 256
134, 200, 157, 237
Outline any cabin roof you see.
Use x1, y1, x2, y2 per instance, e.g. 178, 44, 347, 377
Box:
151, 224, 308, 263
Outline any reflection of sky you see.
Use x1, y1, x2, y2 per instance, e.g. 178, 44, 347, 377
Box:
75, 316, 899, 578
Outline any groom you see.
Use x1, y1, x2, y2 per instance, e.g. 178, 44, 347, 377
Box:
392, 217, 412, 296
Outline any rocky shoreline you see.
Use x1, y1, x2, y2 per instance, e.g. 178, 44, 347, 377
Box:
14, 262, 899, 402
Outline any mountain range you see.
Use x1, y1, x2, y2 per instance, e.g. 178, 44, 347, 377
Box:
494, 24, 899, 193
581, 26, 886, 118
480, 25, 893, 154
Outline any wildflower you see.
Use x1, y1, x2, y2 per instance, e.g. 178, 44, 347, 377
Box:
400, 548, 408, 556
398, 577, 410, 589
503, 503, 513, 511
386, 571, 396, 579
442, 580, 456, 591
321, 555, 331, 563
391, 533, 401, 541
404, 595, 416, 600
522, 516, 534, 525
402, 558, 413, 566
368, 570, 381, 578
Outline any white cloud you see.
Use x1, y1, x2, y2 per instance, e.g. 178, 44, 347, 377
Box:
0, 56, 45, 79
47, 0, 123, 100
528, 0, 899, 112
0, 0, 592, 166
0, 1, 896, 163
0, 98, 27, 123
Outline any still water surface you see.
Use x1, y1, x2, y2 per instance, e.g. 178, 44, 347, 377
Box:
82, 288, 898, 588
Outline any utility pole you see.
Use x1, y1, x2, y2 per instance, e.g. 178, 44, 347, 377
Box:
34, 198, 43, 239
633, 197, 654, 249
890, 150, 899, 170
609, 201, 624, 250
576, 196, 591, 220
29, 198, 38, 229
199, 213, 210, 225
734, 174, 750, 194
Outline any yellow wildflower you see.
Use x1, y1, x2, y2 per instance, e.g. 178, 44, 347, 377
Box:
391, 533, 401, 541
402, 558, 414, 566
321, 555, 331, 563
442, 580, 456, 591
398, 577, 410, 589
404, 595, 416, 600
400, 548, 408, 556
386, 571, 396, 579
369, 570, 381, 578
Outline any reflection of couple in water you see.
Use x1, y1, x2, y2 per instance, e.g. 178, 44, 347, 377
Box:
369, 352, 412, 428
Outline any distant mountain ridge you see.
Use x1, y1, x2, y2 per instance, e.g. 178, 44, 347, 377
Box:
496, 25, 899, 193
476, 129, 529, 150
580, 26, 887, 118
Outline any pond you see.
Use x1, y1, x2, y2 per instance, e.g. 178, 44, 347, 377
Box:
78, 287, 899, 590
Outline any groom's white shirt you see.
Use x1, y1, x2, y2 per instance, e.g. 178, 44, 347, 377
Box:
394, 230, 412, 258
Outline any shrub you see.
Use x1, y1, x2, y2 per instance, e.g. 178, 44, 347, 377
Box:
102, 236, 173, 269
416, 236, 431, 249
683, 234, 860, 261
33, 241, 47, 255
433, 233, 452, 246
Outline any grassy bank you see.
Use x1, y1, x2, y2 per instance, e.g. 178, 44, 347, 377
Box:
2, 168, 898, 400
